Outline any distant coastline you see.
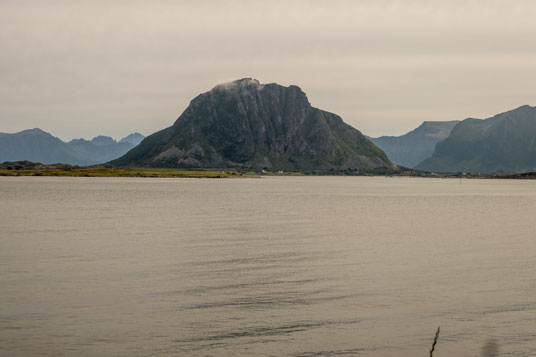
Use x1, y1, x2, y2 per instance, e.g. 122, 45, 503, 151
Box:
0, 162, 245, 178
1, 161, 535, 179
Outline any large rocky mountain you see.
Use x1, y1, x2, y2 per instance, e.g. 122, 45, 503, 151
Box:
416, 105, 536, 173
111, 79, 393, 172
369, 120, 459, 168
0, 128, 145, 166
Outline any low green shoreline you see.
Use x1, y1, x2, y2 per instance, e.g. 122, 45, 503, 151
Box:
2, 168, 535, 179
1, 161, 535, 179
0, 167, 247, 178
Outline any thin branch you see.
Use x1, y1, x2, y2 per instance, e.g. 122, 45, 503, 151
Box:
430, 326, 440, 357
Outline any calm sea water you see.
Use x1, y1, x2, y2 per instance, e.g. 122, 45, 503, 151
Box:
1, 176, 535, 356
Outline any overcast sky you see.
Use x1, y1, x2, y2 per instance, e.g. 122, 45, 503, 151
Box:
1, 0, 535, 140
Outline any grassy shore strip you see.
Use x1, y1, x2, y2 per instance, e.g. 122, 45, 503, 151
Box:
0, 167, 249, 178
1, 164, 535, 179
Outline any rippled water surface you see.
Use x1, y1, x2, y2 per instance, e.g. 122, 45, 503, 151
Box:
1, 176, 536, 356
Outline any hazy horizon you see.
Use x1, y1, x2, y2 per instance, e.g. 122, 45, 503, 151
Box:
2, 0, 536, 141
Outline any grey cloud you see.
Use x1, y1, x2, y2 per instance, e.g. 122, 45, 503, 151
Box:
1, 0, 535, 139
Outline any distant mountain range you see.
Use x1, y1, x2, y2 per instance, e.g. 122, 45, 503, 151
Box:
416, 105, 536, 173
2, 87, 534, 174
0, 128, 144, 166
369, 121, 459, 168
111, 78, 394, 172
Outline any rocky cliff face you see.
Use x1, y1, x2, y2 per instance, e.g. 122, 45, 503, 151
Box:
111, 79, 393, 171
370, 121, 459, 168
416, 105, 536, 173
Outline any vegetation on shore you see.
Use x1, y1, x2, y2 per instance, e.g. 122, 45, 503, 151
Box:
0, 166, 245, 178
1, 161, 535, 179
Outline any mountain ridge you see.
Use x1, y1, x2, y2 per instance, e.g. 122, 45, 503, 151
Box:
0, 129, 145, 166
416, 105, 536, 173
369, 120, 459, 168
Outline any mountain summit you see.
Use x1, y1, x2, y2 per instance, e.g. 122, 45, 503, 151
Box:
111, 79, 393, 171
